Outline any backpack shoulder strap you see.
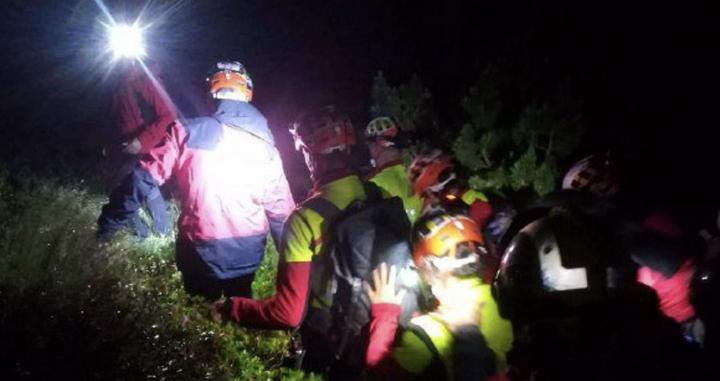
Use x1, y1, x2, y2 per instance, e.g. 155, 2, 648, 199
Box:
302, 196, 342, 221
362, 181, 384, 202
405, 322, 441, 360
404, 322, 447, 379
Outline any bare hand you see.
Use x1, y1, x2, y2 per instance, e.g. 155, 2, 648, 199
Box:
366, 263, 407, 305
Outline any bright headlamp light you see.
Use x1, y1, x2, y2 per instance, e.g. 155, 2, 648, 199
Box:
108, 23, 146, 59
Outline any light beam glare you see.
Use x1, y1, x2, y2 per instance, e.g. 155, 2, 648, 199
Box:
93, 0, 115, 25
91, 0, 187, 120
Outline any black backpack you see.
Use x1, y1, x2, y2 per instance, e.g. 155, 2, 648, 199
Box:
299, 183, 420, 376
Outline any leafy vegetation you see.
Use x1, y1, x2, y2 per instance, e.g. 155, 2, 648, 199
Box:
370, 71, 436, 134
0, 169, 319, 380
370, 66, 583, 200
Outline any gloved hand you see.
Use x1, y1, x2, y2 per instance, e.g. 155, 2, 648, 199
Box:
122, 138, 142, 155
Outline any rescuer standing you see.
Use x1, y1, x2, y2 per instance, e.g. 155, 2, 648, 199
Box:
98, 61, 295, 300
105, 61, 175, 238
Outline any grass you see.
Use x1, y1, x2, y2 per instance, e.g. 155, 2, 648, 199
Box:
0, 168, 321, 380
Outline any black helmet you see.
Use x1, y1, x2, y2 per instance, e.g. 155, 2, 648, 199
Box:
493, 206, 627, 322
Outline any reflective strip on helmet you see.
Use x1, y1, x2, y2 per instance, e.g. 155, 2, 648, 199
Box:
426, 171, 456, 193
526, 219, 589, 291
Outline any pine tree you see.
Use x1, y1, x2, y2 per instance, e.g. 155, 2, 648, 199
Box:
368, 68, 583, 200
370, 71, 434, 132
453, 70, 582, 197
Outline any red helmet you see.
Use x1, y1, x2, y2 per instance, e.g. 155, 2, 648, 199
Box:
289, 106, 356, 155
408, 150, 456, 195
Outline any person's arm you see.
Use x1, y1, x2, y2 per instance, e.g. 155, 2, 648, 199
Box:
366, 265, 405, 366
262, 148, 295, 246
135, 78, 177, 154
112, 81, 143, 141
365, 264, 416, 380
223, 213, 312, 329
467, 200, 493, 231
97, 122, 183, 240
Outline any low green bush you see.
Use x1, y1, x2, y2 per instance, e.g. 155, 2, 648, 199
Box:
0, 169, 319, 380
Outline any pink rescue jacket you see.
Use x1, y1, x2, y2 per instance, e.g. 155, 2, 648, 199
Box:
112, 66, 177, 154
140, 100, 295, 278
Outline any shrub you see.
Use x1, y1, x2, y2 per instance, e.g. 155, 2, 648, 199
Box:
370, 71, 436, 135
0, 168, 318, 380
369, 66, 583, 201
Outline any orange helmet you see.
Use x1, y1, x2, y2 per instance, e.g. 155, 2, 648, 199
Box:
408, 150, 456, 195
289, 106, 356, 155
207, 61, 253, 102
413, 213, 486, 276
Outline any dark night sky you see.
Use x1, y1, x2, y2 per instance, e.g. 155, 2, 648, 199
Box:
0, 0, 717, 203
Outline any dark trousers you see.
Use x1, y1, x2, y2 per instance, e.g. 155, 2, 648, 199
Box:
175, 238, 256, 300
109, 154, 170, 238
181, 272, 256, 301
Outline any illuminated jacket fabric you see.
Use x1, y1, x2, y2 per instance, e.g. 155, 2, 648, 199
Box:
98, 100, 294, 279
112, 67, 177, 154
367, 161, 422, 224
229, 175, 367, 329
367, 277, 513, 380
636, 212, 696, 323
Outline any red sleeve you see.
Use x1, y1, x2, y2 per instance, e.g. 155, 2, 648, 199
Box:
139, 122, 184, 186
135, 78, 177, 153
366, 303, 402, 368
228, 261, 311, 329
469, 200, 493, 229
366, 304, 414, 380
112, 81, 143, 141
637, 258, 696, 323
